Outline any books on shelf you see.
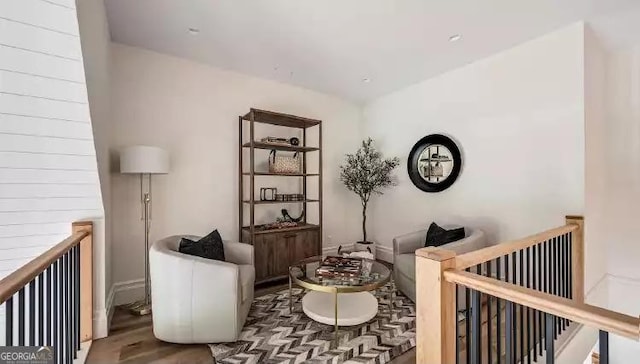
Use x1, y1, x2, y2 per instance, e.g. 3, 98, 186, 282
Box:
315, 256, 362, 278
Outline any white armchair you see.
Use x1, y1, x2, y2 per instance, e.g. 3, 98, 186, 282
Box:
149, 235, 254, 343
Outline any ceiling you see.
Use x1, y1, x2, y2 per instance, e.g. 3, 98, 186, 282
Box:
105, 0, 640, 102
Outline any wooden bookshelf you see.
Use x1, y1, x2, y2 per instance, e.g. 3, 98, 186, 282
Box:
242, 199, 319, 205
242, 142, 319, 152
239, 108, 323, 284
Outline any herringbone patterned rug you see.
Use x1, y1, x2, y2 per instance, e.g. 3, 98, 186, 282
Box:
209, 282, 416, 363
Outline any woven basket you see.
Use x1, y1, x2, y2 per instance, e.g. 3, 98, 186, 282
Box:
269, 150, 300, 174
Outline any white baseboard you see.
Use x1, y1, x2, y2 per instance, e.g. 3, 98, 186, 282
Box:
322, 244, 354, 255
92, 309, 109, 340
72, 341, 92, 364
376, 245, 394, 263
105, 284, 116, 329
91, 284, 115, 339
112, 278, 146, 306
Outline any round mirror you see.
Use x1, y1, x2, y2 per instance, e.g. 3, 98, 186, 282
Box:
408, 134, 462, 192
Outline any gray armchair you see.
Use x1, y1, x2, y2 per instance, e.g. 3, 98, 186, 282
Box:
393, 227, 487, 302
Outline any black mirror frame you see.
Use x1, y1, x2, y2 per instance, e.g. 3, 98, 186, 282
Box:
407, 134, 462, 193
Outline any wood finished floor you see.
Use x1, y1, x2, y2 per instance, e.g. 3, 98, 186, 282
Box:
87, 283, 416, 364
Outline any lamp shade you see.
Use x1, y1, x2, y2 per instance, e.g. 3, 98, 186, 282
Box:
120, 146, 169, 174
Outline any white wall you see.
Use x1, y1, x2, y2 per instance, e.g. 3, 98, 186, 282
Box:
76, 0, 112, 338
602, 47, 640, 282
0, 0, 103, 343
361, 23, 586, 253
583, 26, 609, 294
109, 44, 362, 303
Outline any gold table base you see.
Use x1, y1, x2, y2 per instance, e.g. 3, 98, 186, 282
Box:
290, 276, 340, 345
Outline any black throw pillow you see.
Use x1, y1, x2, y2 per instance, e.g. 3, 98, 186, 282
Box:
425, 222, 466, 247
178, 229, 225, 261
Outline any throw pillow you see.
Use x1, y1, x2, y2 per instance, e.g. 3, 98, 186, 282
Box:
425, 222, 465, 247
178, 229, 225, 261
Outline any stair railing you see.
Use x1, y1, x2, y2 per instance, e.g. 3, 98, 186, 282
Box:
0, 221, 93, 364
416, 216, 640, 364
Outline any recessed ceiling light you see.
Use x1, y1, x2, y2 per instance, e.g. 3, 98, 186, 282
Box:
362, 78, 371, 83
188, 28, 200, 35
449, 34, 462, 42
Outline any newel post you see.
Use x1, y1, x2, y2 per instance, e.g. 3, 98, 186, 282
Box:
72, 221, 93, 342
566, 215, 584, 303
415, 247, 457, 364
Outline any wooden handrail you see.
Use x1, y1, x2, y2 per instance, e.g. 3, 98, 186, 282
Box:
0, 230, 89, 303
453, 223, 578, 270
445, 269, 640, 340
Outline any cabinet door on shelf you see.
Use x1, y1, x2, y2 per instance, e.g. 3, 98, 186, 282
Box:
290, 229, 320, 263
253, 234, 272, 282
272, 233, 291, 277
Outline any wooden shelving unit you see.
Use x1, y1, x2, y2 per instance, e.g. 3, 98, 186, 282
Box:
242, 141, 320, 152
242, 199, 320, 205
239, 108, 322, 284
241, 172, 320, 177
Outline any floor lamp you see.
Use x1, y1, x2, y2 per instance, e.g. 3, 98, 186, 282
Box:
120, 145, 169, 315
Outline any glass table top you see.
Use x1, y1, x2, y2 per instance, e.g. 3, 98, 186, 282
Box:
289, 255, 391, 293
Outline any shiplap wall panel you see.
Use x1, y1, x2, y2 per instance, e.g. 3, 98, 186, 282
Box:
0, 113, 92, 138
0, 0, 79, 35
0, 70, 88, 103
0, 47, 85, 82
0, 258, 36, 277
0, 197, 101, 212
0, 209, 102, 227
0, 4, 103, 334
0, 234, 68, 250
0, 222, 70, 238
0, 245, 51, 261
0, 134, 95, 154
0, 18, 82, 59
0, 152, 96, 170
44, 0, 76, 9
0, 93, 90, 121
0, 169, 99, 184
0, 183, 98, 198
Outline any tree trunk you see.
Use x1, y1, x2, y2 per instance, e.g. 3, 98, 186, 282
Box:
362, 201, 367, 243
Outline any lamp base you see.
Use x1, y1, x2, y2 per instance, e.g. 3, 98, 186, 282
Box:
126, 300, 152, 316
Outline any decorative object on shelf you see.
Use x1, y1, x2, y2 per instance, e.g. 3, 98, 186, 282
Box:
281, 208, 304, 222
274, 193, 304, 201
120, 145, 170, 316
259, 187, 277, 201
263, 221, 298, 230
269, 150, 301, 174
260, 136, 300, 146
340, 138, 400, 246
408, 134, 462, 193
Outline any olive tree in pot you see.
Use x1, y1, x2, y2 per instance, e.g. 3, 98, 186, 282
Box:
340, 138, 400, 254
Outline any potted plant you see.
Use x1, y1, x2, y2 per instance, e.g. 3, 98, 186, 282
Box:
340, 138, 400, 255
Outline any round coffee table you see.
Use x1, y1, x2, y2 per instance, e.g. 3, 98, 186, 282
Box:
289, 255, 391, 342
